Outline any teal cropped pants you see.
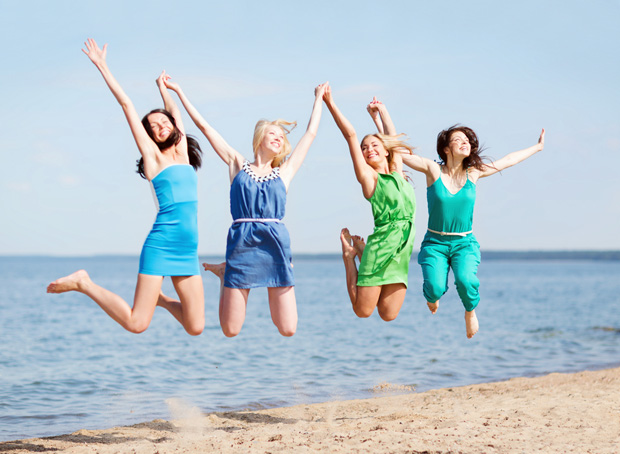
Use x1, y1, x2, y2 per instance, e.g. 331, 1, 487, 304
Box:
417, 232, 481, 312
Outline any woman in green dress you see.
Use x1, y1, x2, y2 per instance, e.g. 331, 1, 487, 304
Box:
323, 86, 416, 321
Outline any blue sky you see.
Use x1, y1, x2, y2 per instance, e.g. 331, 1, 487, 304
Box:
2, 0, 619, 255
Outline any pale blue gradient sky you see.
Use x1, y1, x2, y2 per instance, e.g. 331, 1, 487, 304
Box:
2, 0, 619, 255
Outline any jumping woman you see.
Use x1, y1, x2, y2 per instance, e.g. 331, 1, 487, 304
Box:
401, 123, 545, 338
323, 87, 416, 322
163, 76, 327, 337
47, 39, 205, 335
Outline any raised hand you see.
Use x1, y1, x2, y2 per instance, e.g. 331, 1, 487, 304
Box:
160, 71, 181, 92
322, 83, 333, 104
537, 128, 546, 150
82, 38, 107, 67
367, 96, 383, 122
314, 82, 328, 99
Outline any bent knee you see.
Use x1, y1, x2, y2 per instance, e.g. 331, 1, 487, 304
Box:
378, 309, 399, 322
128, 321, 150, 334
185, 322, 204, 336
423, 282, 446, 302
221, 325, 241, 338
278, 327, 296, 337
353, 306, 374, 318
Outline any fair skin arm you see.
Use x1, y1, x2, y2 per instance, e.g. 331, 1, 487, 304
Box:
82, 39, 159, 170
367, 98, 407, 175
278, 83, 327, 189
473, 129, 546, 181
367, 97, 397, 136
323, 85, 378, 199
401, 152, 442, 186
156, 71, 188, 157
164, 78, 245, 179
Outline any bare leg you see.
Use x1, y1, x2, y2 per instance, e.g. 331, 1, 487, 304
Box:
170, 275, 205, 336
156, 282, 204, 335
203, 261, 248, 337
220, 287, 249, 337
341, 228, 383, 318
340, 228, 359, 307
376, 283, 407, 321
465, 309, 479, 338
427, 301, 439, 314
47, 270, 162, 333
268, 286, 297, 337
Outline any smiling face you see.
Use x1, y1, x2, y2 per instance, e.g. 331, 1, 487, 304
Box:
259, 124, 285, 156
147, 112, 174, 143
446, 131, 471, 158
361, 135, 389, 166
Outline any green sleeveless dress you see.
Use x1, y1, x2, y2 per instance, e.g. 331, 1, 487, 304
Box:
357, 172, 416, 287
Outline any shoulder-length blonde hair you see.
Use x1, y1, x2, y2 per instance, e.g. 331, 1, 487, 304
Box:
253, 119, 297, 167
361, 133, 414, 173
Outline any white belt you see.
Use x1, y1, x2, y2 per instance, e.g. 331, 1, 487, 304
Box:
233, 218, 282, 224
428, 228, 473, 237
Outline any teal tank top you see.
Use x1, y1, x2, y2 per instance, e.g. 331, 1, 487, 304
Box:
427, 173, 476, 234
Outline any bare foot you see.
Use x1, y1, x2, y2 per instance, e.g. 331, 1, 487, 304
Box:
465, 310, 479, 338
351, 235, 365, 260
47, 270, 90, 294
340, 228, 356, 261
427, 301, 439, 314
203, 262, 226, 280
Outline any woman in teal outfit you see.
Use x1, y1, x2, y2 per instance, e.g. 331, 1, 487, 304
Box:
323, 86, 416, 322
401, 124, 545, 338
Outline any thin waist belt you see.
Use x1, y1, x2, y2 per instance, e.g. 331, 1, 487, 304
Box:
427, 228, 473, 237
233, 218, 282, 224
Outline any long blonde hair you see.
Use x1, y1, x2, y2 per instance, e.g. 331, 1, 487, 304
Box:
361, 133, 414, 173
253, 119, 297, 167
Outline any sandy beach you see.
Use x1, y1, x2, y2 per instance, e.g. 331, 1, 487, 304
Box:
2, 367, 619, 453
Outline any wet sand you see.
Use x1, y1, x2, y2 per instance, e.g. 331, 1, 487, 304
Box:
2, 367, 619, 453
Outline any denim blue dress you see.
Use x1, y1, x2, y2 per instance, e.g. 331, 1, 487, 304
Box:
224, 161, 294, 289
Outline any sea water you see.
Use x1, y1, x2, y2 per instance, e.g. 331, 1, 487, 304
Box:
1, 255, 619, 441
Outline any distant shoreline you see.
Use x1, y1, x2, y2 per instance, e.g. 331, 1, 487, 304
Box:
3, 250, 620, 261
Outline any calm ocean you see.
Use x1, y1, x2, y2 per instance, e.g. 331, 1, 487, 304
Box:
1, 254, 619, 441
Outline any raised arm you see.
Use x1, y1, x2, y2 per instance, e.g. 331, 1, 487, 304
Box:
163, 77, 243, 171
156, 71, 184, 132
367, 97, 397, 136
279, 82, 327, 188
323, 85, 378, 198
477, 129, 545, 180
155, 70, 187, 155
82, 39, 158, 162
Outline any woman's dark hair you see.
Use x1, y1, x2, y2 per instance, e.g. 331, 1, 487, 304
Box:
136, 109, 203, 179
436, 124, 487, 172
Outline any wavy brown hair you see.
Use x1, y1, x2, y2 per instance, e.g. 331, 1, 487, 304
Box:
136, 109, 202, 179
436, 125, 487, 172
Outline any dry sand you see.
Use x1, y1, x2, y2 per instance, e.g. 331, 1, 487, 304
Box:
2, 367, 619, 453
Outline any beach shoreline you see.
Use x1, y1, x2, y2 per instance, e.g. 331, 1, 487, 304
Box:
2, 367, 619, 453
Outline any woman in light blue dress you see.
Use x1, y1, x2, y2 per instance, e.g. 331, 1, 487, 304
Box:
165, 77, 327, 337
47, 39, 205, 335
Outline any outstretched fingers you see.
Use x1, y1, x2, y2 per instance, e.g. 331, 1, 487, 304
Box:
82, 38, 107, 65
